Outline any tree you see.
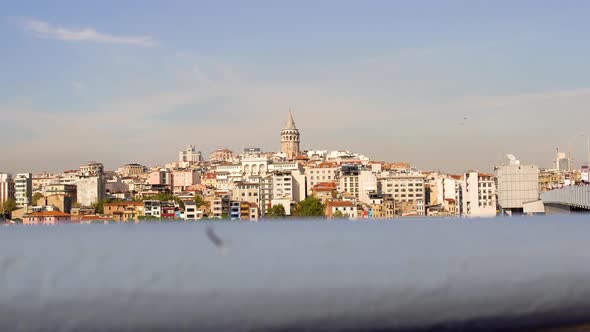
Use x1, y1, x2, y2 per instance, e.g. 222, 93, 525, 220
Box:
194, 195, 207, 208
267, 204, 286, 218
32, 192, 45, 206
332, 210, 345, 218
1, 199, 17, 215
92, 200, 105, 214
294, 197, 325, 218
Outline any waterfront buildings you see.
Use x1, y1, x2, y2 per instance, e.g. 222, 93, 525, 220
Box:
11, 109, 576, 221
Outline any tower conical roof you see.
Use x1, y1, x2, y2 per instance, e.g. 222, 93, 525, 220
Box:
284, 110, 297, 130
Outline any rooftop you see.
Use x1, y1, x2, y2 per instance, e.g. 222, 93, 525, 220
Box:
25, 211, 71, 218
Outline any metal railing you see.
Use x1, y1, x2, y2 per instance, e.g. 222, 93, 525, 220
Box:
2, 217, 590, 331
541, 185, 590, 209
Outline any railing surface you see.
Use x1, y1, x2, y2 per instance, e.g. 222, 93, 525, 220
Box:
2, 217, 590, 331
542, 185, 590, 209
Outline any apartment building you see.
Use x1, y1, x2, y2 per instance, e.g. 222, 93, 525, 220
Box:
118, 163, 147, 177
306, 163, 338, 195
325, 200, 358, 219
0, 173, 15, 206
338, 165, 360, 199
179, 145, 203, 164
44, 184, 77, 213
14, 173, 32, 208
232, 182, 260, 205
461, 172, 496, 217
378, 172, 425, 216
272, 172, 293, 200
209, 148, 234, 163
103, 201, 145, 222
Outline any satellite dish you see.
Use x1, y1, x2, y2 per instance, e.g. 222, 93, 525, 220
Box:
506, 154, 520, 166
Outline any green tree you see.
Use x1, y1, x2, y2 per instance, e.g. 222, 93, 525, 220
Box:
267, 204, 286, 218
92, 200, 105, 214
332, 210, 345, 218
294, 197, 325, 218
1, 198, 17, 215
32, 192, 45, 205
194, 195, 207, 208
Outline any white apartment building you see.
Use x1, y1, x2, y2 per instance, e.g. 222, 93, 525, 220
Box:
272, 172, 293, 200
14, 173, 32, 208
461, 172, 496, 217
57, 172, 78, 186
144, 200, 162, 218
290, 170, 307, 202
424, 173, 460, 215
182, 200, 203, 220
0, 173, 15, 206
178, 145, 203, 165
338, 165, 360, 199
358, 170, 378, 204
326, 201, 358, 219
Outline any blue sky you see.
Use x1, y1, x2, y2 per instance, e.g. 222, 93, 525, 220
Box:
2, 1, 590, 173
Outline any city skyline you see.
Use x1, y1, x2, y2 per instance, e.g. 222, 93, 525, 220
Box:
3, 1, 590, 173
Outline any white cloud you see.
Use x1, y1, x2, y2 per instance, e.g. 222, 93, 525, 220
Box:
22, 18, 156, 47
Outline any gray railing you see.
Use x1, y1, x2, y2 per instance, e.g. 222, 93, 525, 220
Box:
2, 217, 590, 331
541, 185, 590, 209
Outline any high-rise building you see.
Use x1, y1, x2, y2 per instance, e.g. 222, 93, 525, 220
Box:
555, 151, 570, 173
14, 173, 32, 208
280, 111, 300, 160
0, 173, 15, 206
179, 145, 203, 164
